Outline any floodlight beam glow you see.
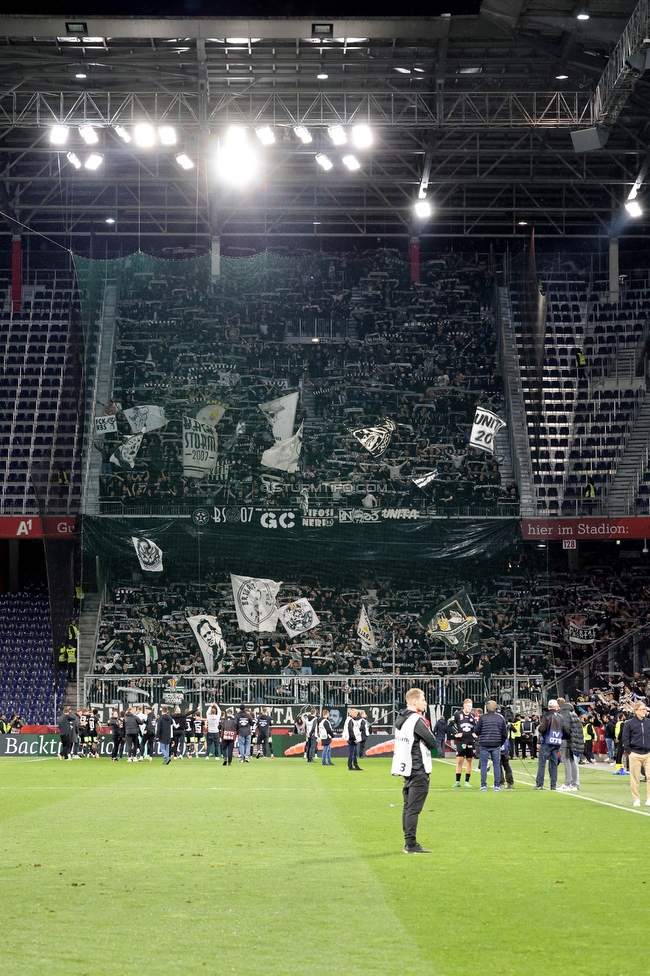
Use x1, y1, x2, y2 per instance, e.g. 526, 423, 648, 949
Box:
134, 123, 156, 147
50, 125, 69, 145
352, 124, 372, 148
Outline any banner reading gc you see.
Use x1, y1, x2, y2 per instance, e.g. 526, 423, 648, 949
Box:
182, 415, 218, 479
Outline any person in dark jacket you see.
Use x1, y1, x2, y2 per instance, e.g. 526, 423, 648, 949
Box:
557, 698, 577, 791
622, 701, 650, 807
109, 709, 123, 761
392, 687, 436, 854
559, 705, 584, 792
535, 700, 563, 790
235, 707, 253, 762
57, 705, 74, 760
604, 716, 616, 763
433, 715, 448, 760
220, 709, 237, 765
473, 700, 508, 790
156, 705, 173, 765
124, 707, 145, 762
141, 705, 156, 761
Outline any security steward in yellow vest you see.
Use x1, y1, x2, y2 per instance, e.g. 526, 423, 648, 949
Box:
58, 644, 68, 670
66, 644, 77, 681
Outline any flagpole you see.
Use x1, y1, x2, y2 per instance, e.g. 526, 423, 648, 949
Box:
513, 639, 517, 714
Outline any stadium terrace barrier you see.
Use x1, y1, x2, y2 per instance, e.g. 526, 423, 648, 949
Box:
85, 674, 545, 722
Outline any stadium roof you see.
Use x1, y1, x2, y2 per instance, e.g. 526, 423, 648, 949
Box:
1, 1, 650, 251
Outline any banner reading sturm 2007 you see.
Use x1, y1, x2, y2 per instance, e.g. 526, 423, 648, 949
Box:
182, 415, 218, 479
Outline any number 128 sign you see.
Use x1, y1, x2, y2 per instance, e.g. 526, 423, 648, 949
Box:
562, 539, 577, 549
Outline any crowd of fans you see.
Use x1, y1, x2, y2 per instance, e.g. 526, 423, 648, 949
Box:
89, 558, 649, 704
94, 250, 518, 515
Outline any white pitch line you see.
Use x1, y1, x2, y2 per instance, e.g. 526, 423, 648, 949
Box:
435, 756, 650, 816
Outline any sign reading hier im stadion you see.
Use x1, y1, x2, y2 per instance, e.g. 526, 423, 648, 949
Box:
521, 517, 650, 541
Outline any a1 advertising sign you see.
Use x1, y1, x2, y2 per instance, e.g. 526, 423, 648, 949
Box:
0, 517, 76, 538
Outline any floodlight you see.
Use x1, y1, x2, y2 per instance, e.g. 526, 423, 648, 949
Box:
114, 125, 131, 143
556, 73, 569, 80
175, 152, 194, 170
342, 154, 360, 170
255, 126, 275, 145
216, 131, 257, 186
294, 126, 313, 144
576, 12, 590, 20
352, 125, 372, 148
328, 125, 347, 146
79, 124, 98, 144
66, 151, 82, 169
395, 67, 411, 74
414, 200, 432, 218
134, 124, 156, 147
317, 72, 328, 80
625, 199, 643, 217
158, 126, 177, 145
75, 72, 87, 79
50, 125, 69, 145
84, 153, 103, 170
105, 217, 115, 224
315, 153, 333, 170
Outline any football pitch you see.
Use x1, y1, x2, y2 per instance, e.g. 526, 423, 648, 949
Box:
1, 755, 646, 976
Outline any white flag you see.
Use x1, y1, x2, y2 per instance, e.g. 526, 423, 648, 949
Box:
123, 405, 167, 434
132, 537, 163, 573
261, 423, 303, 473
277, 598, 320, 638
187, 614, 227, 674
111, 433, 143, 469
259, 391, 299, 442
357, 605, 376, 648
469, 407, 506, 455
348, 418, 395, 458
94, 415, 118, 436
195, 401, 229, 426
182, 415, 218, 479
412, 470, 438, 490
230, 574, 282, 633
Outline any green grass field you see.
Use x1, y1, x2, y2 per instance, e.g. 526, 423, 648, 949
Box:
1, 754, 646, 976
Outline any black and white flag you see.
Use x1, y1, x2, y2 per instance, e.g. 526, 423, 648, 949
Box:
412, 470, 438, 490
419, 589, 478, 651
469, 407, 506, 455
259, 391, 299, 442
261, 424, 303, 473
187, 614, 227, 673
347, 418, 396, 458
569, 622, 598, 644
132, 537, 164, 573
123, 404, 167, 434
111, 433, 143, 469
230, 574, 282, 633
277, 598, 320, 638
182, 415, 218, 479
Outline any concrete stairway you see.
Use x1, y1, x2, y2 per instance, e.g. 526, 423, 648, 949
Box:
63, 591, 101, 708
605, 398, 650, 514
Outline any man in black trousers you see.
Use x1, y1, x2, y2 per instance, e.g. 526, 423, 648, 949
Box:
156, 705, 173, 765
392, 687, 436, 854
57, 705, 74, 760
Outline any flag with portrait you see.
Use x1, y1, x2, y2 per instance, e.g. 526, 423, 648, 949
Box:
187, 613, 227, 673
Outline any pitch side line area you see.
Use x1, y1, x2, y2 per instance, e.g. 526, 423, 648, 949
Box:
435, 757, 650, 817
